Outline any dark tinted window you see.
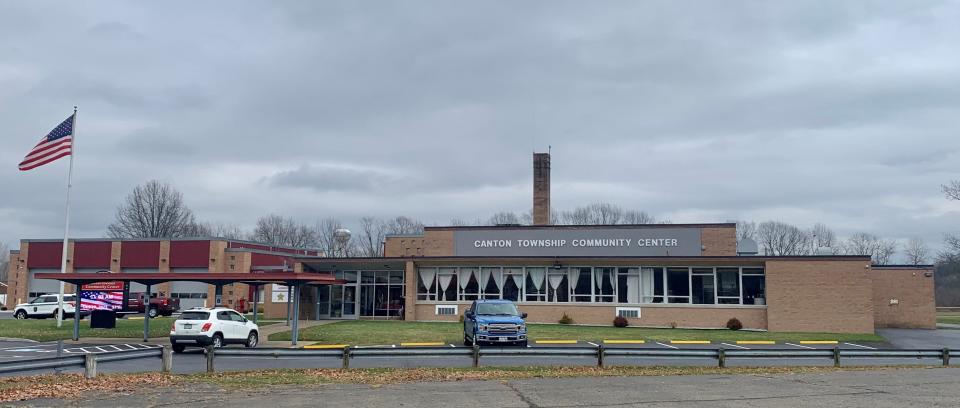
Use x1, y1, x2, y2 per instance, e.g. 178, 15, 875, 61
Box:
476, 303, 519, 315
178, 312, 210, 321
217, 311, 231, 321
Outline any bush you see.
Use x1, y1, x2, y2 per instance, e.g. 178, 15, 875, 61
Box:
459, 313, 465, 323
558, 313, 573, 324
726, 317, 743, 331
613, 316, 629, 327
669, 321, 677, 329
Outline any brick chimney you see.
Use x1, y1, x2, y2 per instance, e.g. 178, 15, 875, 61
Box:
533, 152, 551, 225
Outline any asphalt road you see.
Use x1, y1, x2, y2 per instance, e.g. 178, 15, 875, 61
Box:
19, 367, 960, 407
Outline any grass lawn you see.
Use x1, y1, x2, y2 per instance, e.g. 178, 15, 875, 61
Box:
937, 313, 960, 325
0, 317, 175, 341
267, 320, 884, 344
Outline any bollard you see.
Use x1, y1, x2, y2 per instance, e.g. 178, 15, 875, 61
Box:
161, 346, 173, 373
55, 340, 64, 375
84, 354, 98, 379
206, 346, 215, 373
718, 348, 726, 368
833, 347, 841, 367
472, 344, 480, 368
597, 344, 605, 368
342, 346, 351, 369
944, 348, 951, 367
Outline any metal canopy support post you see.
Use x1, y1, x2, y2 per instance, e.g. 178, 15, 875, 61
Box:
73, 294, 81, 341
292, 283, 301, 346
252, 284, 259, 324
314, 286, 320, 321
285, 285, 292, 326
143, 284, 151, 342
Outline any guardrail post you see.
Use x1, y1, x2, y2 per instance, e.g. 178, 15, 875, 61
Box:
718, 348, 726, 368
342, 347, 351, 369
472, 344, 480, 368
161, 346, 173, 373
943, 348, 950, 366
84, 354, 98, 379
597, 344, 605, 368
206, 346, 215, 373
833, 347, 841, 367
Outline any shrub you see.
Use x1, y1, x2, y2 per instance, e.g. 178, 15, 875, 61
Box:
459, 313, 465, 323
613, 316, 629, 327
0, 306, 6, 311
669, 321, 677, 329
726, 317, 743, 331
558, 313, 573, 324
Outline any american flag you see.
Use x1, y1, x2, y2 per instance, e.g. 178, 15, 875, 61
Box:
18, 114, 74, 171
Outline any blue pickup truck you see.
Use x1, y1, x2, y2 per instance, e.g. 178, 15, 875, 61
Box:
463, 299, 528, 347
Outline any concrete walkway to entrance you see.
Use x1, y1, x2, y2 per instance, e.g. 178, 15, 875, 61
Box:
260, 320, 339, 348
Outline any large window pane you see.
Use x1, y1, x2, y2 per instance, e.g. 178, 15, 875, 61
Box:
650, 268, 665, 303
570, 267, 592, 302
548, 270, 569, 302
666, 267, 690, 303
595, 267, 615, 303
481, 267, 501, 299
692, 274, 715, 304
525, 267, 546, 302
437, 268, 457, 301
417, 267, 436, 301
716, 268, 740, 297
503, 268, 523, 301
743, 275, 766, 305
459, 267, 479, 301
617, 268, 639, 303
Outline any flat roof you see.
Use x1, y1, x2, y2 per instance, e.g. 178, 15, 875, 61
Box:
423, 223, 736, 231
296, 255, 872, 264
20, 237, 320, 254
34, 272, 344, 286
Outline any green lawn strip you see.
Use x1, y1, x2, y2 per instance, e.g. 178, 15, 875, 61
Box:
185, 365, 932, 389
267, 320, 884, 344
937, 315, 960, 325
0, 318, 175, 341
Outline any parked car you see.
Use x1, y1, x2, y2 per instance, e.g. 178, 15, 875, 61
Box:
463, 299, 528, 347
127, 292, 180, 318
169, 307, 259, 353
13, 294, 85, 319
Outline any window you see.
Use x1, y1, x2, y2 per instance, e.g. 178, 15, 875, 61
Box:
524, 267, 546, 302
458, 267, 480, 301
742, 267, 766, 305
594, 267, 615, 302
547, 268, 569, 302
569, 267, 592, 302
480, 267, 502, 299
435, 305, 457, 316
502, 267, 523, 301
437, 268, 457, 301
417, 267, 437, 301
617, 267, 640, 303
691, 267, 715, 304
648, 267, 665, 303
716, 267, 741, 304
666, 267, 690, 303
178, 311, 209, 320
360, 270, 407, 317
616, 307, 641, 318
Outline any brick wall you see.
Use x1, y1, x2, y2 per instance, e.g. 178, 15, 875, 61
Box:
413, 303, 767, 329
766, 259, 875, 333
871, 267, 936, 329
700, 226, 737, 256
384, 230, 455, 257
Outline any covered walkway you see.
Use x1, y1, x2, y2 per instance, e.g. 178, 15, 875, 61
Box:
34, 272, 344, 346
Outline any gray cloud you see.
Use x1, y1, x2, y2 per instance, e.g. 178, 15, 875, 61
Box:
1, 1, 959, 262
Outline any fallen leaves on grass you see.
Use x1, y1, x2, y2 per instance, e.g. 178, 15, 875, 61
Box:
0, 373, 180, 402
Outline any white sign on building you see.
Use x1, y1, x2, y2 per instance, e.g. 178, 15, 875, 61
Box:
271, 284, 290, 303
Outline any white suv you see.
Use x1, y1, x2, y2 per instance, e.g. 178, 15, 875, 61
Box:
169, 307, 259, 353
13, 294, 81, 319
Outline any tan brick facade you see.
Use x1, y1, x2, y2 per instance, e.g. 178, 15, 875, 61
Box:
700, 226, 737, 256
871, 266, 936, 329
765, 259, 875, 333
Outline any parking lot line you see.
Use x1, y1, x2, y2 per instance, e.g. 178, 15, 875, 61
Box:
671, 340, 711, 345
304, 344, 348, 349
400, 342, 446, 347
736, 341, 776, 345
535, 340, 578, 344
586, 341, 599, 347
800, 340, 838, 345
721, 342, 749, 349
655, 342, 678, 349
785, 342, 816, 349
603, 340, 646, 344
843, 342, 877, 350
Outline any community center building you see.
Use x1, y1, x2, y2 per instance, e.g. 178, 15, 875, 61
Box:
5, 153, 936, 333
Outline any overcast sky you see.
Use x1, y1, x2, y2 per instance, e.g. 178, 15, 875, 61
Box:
2, 1, 959, 261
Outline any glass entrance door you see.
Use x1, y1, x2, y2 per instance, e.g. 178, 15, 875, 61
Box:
326, 284, 358, 319
316, 285, 330, 318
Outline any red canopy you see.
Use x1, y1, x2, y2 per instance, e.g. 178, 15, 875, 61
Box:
33, 272, 344, 286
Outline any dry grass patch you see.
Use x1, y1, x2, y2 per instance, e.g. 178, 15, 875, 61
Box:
0, 373, 180, 403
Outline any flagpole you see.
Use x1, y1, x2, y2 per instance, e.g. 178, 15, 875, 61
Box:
56, 107, 77, 328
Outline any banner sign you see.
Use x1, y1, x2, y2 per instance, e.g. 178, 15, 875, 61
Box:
453, 227, 703, 257
271, 284, 290, 303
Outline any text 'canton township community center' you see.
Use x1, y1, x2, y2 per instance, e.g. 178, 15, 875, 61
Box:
5, 153, 936, 333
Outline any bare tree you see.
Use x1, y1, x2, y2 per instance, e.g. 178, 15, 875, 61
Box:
756, 221, 811, 256
488, 211, 522, 225
733, 220, 757, 241
249, 214, 318, 248
810, 223, 838, 253
316, 218, 356, 257
358, 217, 387, 257
842, 232, 898, 265
385, 216, 424, 235
943, 180, 960, 201
904, 237, 929, 265
106, 180, 200, 238
623, 210, 656, 224
0, 242, 9, 284
210, 223, 246, 240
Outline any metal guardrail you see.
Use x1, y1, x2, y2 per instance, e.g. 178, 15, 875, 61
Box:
0, 346, 169, 378
208, 345, 952, 371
